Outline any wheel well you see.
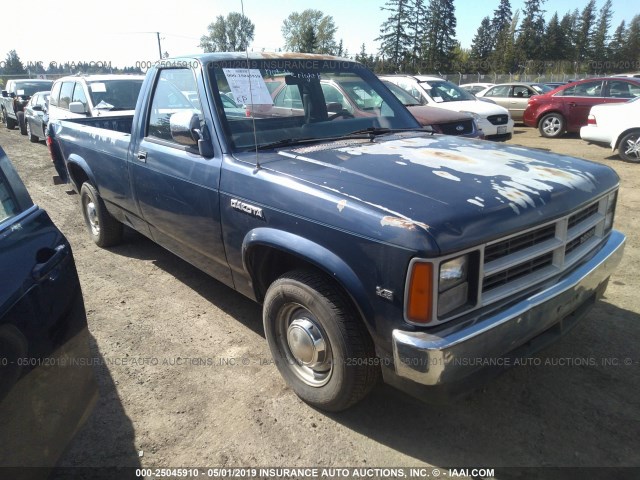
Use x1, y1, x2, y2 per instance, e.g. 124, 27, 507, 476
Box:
614, 128, 640, 149
67, 163, 90, 192
246, 246, 363, 320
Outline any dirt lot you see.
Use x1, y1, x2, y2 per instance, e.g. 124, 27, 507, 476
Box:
1, 124, 639, 475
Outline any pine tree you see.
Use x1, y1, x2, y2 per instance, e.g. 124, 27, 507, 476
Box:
282, 10, 337, 54
592, 0, 613, 72
421, 0, 457, 72
491, 0, 512, 48
542, 13, 567, 62
623, 15, 640, 71
608, 20, 626, 71
3, 50, 26, 75
470, 17, 494, 71
407, 0, 427, 71
516, 0, 546, 62
574, 0, 597, 63
376, 0, 412, 72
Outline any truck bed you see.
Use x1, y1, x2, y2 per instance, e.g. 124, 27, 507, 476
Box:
57, 115, 134, 135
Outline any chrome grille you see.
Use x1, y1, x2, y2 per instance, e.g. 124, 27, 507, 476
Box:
487, 114, 509, 125
481, 196, 610, 305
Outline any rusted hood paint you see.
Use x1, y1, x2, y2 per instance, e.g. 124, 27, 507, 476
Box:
251, 133, 618, 254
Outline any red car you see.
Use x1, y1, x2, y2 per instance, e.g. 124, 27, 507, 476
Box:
523, 77, 640, 138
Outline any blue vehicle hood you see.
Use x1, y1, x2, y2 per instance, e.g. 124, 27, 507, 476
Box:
244, 133, 619, 254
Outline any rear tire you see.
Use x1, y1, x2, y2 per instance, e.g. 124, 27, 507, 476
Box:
538, 113, 565, 138
4, 109, 16, 129
618, 131, 640, 163
80, 182, 123, 247
263, 270, 379, 412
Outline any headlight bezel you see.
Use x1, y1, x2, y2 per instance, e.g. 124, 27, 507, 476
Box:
404, 249, 481, 326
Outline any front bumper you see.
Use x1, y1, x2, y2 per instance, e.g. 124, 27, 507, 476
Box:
477, 117, 514, 141
391, 230, 625, 388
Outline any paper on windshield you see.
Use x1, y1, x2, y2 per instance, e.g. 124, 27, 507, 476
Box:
16, 90, 25, 96
223, 69, 273, 105
90, 83, 107, 93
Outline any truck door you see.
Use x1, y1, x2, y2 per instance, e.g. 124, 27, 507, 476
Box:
130, 68, 233, 287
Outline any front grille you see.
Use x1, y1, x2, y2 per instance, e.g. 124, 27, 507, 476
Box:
488, 114, 509, 125
481, 196, 611, 304
439, 120, 474, 135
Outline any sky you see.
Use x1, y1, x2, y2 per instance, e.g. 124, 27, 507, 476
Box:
1, 0, 631, 70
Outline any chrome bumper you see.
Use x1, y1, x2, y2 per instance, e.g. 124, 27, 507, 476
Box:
392, 230, 626, 386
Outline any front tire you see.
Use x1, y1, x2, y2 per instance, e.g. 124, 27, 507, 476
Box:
80, 182, 123, 247
4, 109, 16, 129
17, 111, 27, 135
263, 270, 379, 412
618, 131, 640, 162
539, 113, 565, 138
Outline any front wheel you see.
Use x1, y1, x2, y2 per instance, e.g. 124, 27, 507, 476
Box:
80, 182, 123, 247
3, 109, 16, 129
618, 131, 640, 162
263, 270, 379, 412
17, 111, 27, 135
538, 113, 565, 138
26, 119, 39, 142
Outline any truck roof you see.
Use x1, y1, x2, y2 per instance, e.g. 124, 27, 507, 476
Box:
170, 52, 356, 63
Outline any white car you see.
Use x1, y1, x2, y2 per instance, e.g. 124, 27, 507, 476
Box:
459, 82, 495, 95
380, 75, 513, 141
580, 97, 640, 162
48, 74, 145, 121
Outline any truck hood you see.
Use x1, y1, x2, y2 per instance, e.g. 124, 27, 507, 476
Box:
248, 133, 618, 254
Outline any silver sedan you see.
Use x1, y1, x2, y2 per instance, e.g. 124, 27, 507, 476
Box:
475, 82, 553, 121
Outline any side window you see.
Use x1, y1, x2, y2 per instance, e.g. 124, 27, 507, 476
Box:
321, 84, 353, 113
71, 83, 88, 108
274, 85, 303, 109
486, 85, 510, 97
0, 172, 19, 224
147, 69, 201, 143
561, 81, 603, 97
58, 82, 75, 109
512, 86, 531, 98
49, 82, 62, 107
607, 81, 634, 99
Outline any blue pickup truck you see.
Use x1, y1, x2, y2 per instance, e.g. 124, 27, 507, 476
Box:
50, 53, 626, 411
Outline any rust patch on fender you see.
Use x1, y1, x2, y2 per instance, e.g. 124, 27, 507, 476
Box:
536, 166, 574, 179
381, 216, 429, 231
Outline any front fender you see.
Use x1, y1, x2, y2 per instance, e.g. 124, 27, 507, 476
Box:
242, 227, 374, 330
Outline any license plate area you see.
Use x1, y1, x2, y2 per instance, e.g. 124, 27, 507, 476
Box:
498, 126, 507, 134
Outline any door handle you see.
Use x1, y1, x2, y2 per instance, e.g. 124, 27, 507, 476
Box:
137, 151, 147, 162
569, 102, 577, 107
32, 244, 68, 282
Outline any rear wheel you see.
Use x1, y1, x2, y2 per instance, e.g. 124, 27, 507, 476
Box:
539, 113, 565, 138
80, 182, 123, 247
3, 109, 16, 129
263, 270, 379, 412
26, 119, 39, 142
618, 131, 640, 163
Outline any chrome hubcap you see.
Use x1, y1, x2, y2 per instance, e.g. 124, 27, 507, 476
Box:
279, 305, 332, 387
624, 136, 640, 160
542, 117, 560, 135
85, 199, 100, 236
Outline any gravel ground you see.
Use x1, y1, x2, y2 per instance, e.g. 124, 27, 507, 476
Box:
1, 124, 638, 477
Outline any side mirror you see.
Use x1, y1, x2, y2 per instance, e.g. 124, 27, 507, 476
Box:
69, 102, 87, 114
170, 110, 200, 147
326, 102, 343, 113
1, 91, 7, 98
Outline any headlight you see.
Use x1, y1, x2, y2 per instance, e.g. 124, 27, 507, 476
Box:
439, 256, 468, 292
460, 110, 481, 121
438, 255, 470, 316
405, 253, 479, 325
604, 190, 617, 232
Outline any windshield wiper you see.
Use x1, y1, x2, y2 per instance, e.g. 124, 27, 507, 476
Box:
343, 126, 433, 138
253, 137, 326, 151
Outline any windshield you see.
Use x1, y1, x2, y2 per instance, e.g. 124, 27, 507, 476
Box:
15, 81, 53, 97
532, 84, 553, 94
87, 79, 143, 111
419, 80, 477, 103
209, 59, 419, 151
382, 81, 421, 106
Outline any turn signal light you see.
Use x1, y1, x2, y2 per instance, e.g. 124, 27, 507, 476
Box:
406, 262, 433, 324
